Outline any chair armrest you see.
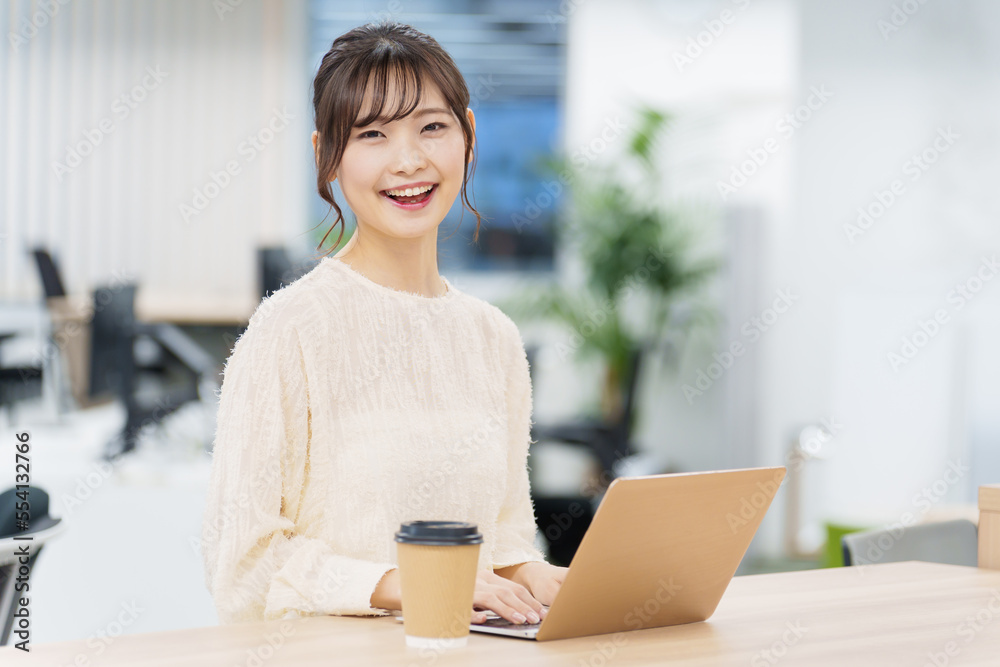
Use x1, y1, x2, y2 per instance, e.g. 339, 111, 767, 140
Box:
134, 322, 217, 378
0, 517, 66, 566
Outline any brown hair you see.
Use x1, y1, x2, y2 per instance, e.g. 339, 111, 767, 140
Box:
310, 20, 482, 256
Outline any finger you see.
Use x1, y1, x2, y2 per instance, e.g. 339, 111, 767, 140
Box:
507, 582, 546, 617
473, 573, 543, 624
471, 609, 488, 624
494, 586, 544, 624
473, 589, 530, 625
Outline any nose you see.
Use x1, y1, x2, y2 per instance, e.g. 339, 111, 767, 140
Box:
390, 135, 428, 174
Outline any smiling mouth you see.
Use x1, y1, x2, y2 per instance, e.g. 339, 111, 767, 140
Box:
380, 184, 437, 205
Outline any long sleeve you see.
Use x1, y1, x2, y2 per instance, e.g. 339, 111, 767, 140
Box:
491, 314, 549, 569
200, 301, 397, 623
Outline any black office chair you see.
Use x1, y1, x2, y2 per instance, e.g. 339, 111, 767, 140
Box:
529, 344, 645, 486
258, 246, 318, 301
0, 366, 43, 426
90, 283, 218, 459
0, 485, 65, 646
31, 248, 68, 298
522, 344, 645, 567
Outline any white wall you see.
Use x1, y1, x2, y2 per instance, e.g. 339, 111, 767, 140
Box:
559, 0, 799, 557
775, 0, 1000, 546
561, 0, 1000, 559
1, 0, 313, 322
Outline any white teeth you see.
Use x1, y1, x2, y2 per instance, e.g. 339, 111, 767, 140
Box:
385, 184, 433, 197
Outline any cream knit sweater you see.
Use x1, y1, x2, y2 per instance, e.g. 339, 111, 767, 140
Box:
200, 257, 548, 623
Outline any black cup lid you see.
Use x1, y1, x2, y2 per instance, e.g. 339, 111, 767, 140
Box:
395, 521, 483, 546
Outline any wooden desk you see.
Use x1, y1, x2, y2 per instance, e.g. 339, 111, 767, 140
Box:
4, 562, 999, 665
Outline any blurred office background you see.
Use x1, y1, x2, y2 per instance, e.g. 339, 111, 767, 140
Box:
1, 0, 999, 645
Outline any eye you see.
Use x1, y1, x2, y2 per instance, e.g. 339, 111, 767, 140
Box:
358, 130, 383, 139
424, 122, 447, 132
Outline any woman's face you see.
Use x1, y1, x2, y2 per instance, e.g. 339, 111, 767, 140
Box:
323, 76, 474, 244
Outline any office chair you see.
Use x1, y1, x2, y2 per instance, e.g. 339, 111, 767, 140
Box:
529, 343, 645, 487
0, 485, 65, 646
29, 248, 219, 449
31, 247, 170, 414
258, 246, 318, 301
841, 518, 979, 567
90, 283, 218, 459
524, 344, 646, 567
31, 249, 68, 298
0, 365, 43, 426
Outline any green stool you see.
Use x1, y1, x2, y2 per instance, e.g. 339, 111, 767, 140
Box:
823, 521, 872, 568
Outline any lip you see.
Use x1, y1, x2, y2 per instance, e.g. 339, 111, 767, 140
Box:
379, 183, 438, 211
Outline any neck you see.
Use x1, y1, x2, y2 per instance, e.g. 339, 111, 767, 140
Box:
333, 227, 446, 297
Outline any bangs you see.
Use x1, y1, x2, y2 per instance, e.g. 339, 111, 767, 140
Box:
351, 58, 425, 128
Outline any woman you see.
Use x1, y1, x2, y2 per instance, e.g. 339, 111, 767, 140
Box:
201, 20, 568, 627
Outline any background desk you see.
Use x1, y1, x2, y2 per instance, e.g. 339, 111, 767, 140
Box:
3, 562, 999, 665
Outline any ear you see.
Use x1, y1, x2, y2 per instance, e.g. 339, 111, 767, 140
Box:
466, 108, 476, 151
312, 130, 336, 183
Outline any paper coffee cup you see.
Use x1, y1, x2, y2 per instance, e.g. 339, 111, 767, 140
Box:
395, 521, 483, 649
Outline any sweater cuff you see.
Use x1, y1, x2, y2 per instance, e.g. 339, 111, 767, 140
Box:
492, 546, 549, 571
264, 555, 398, 619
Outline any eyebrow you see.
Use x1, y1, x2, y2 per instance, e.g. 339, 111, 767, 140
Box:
354, 107, 452, 128
412, 107, 451, 117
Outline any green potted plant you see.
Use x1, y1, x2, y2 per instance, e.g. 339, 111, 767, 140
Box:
497, 105, 721, 433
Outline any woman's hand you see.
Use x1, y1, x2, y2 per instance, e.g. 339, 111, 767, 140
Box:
516, 561, 568, 606
469, 568, 548, 625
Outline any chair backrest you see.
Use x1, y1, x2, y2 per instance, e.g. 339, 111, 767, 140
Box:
31, 248, 67, 298
842, 518, 979, 567
89, 284, 138, 402
0, 485, 54, 537
259, 246, 294, 300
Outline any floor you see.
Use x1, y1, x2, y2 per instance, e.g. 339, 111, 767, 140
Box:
3, 396, 221, 645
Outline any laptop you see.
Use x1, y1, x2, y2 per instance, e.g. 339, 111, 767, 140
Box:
395, 466, 786, 641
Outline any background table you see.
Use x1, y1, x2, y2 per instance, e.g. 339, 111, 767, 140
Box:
3, 561, 999, 665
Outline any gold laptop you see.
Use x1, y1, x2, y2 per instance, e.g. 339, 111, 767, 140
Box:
467, 465, 787, 641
